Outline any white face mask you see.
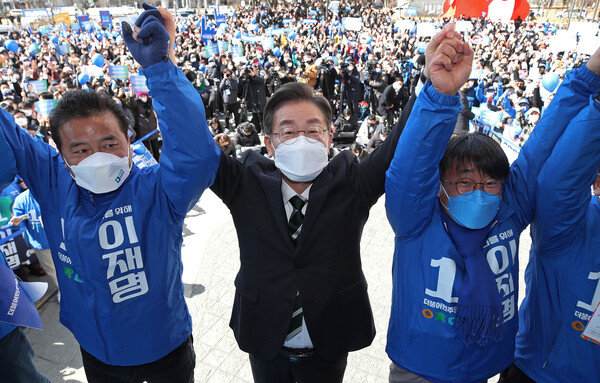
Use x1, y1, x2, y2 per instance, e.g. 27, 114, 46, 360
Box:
65, 152, 131, 194
15, 117, 28, 127
23, 109, 32, 117
274, 137, 329, 182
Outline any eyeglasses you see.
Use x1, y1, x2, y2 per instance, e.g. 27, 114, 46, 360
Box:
271, 126, 328, 145
441, 177, 502, 195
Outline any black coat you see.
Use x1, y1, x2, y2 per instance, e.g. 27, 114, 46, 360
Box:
210, 95, 416, 361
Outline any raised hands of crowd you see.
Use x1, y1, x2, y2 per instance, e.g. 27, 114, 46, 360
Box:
425, 23, 474, 96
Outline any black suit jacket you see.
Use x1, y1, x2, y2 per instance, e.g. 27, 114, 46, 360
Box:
210, 95, 415, 361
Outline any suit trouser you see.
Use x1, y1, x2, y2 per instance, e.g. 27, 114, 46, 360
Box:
249, 350, 347, 383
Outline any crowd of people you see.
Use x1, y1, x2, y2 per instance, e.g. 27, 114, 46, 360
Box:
1, 2, 599, 383
0, 1, 590, 161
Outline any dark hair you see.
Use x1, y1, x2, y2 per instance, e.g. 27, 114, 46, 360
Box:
50, 90, 129, 152
439, 132, 509, 181
263, 82, 332, 135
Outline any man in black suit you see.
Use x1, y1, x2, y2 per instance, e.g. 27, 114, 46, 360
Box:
210, 81, 415, 382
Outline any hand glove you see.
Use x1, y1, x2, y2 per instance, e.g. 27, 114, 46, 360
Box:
122, 14, 169, 68
135, 3, 163, 34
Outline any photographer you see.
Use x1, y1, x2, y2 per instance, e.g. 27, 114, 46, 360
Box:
220, 69, 240, 131
239, 66, 267, 133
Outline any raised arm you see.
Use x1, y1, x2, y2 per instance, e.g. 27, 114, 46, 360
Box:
385, 24, 473, 236
502, 47, 600, 230
0, 109, 60, 205
123, 6, 221, 217
532, 60, 600, 254
0, 126, 17, 189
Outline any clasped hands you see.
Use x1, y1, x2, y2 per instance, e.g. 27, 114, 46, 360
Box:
425, 23, 474, 96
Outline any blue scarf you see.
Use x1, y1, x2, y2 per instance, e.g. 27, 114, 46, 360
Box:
441, 212, 503, 346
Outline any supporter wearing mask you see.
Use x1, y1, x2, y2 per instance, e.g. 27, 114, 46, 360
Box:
12, 110, 36, 137
0, 7, 222, 381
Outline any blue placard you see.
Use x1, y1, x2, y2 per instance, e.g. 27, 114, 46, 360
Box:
108, 65, 128, 80
77, 14, 89, 24
99, 10, 112, 29
56, 44, 70, 56
130, 74, 149, 93
34, 99, 58, 117
230, 44, 244, 56
70, 22, 80, 31
217, 40, 229, 53
0, 262, 45, 329
406, 7, 418, 16
131, 141, 158, 169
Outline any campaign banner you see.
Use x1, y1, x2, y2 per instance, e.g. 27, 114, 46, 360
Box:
230, 44, 244, 56
265, 28, 287, 36
56, 44, 70, 56
214, 9, 227, 25
395, 20, 415, 32
303, 18, 318, 25
204, 43, 219, 56
0, 226, 33, 269
35, 99, 58, 117
53, 12, 71, 26
81, 21, 95, 32
24, 80, 48, 95
0, 197, 11, 226
81, 65, 104, 78
405, 7, 418, 16
262, 37, 275, 51
417, 41, 428, 54
108, 65, 129, 80
342, 17, 362, 31
0, 263, 47, 329
100, 10, 112, 29
241, 34, 263, 43
416, 22, 438, 37
131, 141, 158, 169
22, 9, 51, 18
70, 22, 81, 31
130, 74, 149, 93
201, 16, 217, 42
77, 14, 89, 25
217, 40, 229, 53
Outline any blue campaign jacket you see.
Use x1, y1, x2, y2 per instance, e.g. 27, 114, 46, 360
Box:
12, 190, 50, 249
0, 126, 17, 340
515, 75, 600, 382
0, 61, 221, 365
384, 67, 598, 382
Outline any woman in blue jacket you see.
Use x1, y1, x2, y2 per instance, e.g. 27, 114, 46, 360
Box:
385, 24, 600, 382
500, 48, 600, 383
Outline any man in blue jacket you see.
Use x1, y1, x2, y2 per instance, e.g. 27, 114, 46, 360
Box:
385, 23, 600, 382
0, 7, 221, 382
499, 49, 600, 383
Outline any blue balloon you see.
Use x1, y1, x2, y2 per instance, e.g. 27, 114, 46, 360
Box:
273, 47, 281, 56
288, 32, 297, 40
4, 39, 18, 53
92, 53, 105, 67
234, 30, 242, 39
78, 73, 89, 84
50, 35, 59, 44
366, 36, 373, 44
199, 64, 206, 72
542, 73, 559, 92
334, 20, 340, 26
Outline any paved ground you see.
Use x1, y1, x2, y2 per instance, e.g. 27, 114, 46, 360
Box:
26, 189, 531, 382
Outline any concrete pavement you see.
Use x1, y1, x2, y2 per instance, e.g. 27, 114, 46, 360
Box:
26, 190, 531, 382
